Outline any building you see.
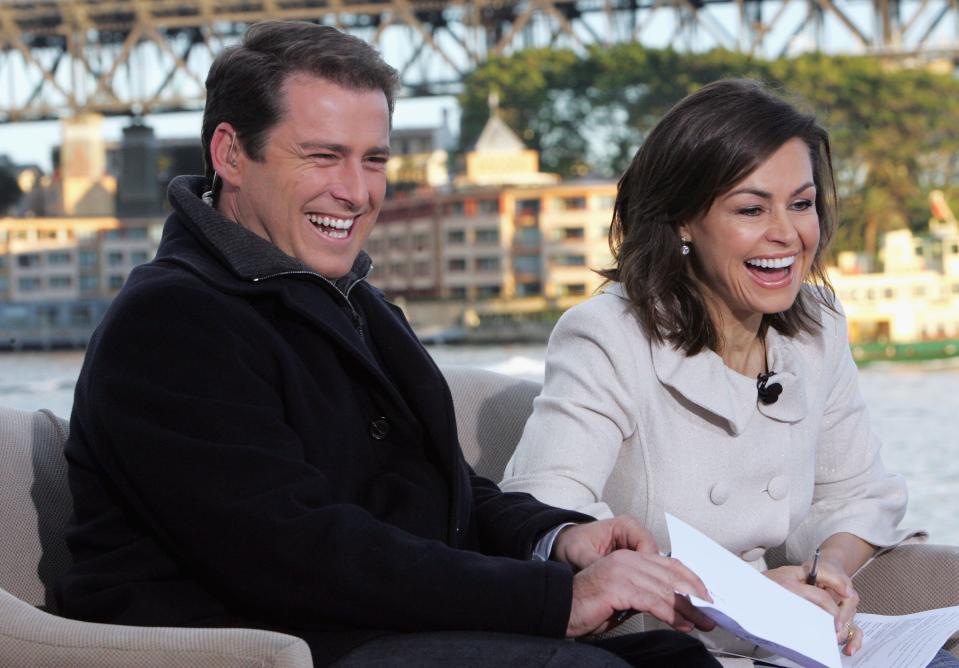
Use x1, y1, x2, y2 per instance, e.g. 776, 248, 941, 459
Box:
830, 200, 959, 344
366, 105, 617, 322
0, 215, 163, 348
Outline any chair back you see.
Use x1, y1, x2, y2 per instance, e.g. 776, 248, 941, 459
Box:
442, 365, 541, 482
0, 406, 72, 611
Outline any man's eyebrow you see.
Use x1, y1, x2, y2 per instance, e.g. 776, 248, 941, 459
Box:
298, 141, 390, 157
724, 181, 816, 200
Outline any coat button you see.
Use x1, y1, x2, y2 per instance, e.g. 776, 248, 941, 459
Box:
709, 482, 730, 506
370, 417, 390, 440
766, 475, 789, 500
741, 547, 765, 562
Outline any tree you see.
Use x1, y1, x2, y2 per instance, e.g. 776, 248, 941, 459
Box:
0, 166, 22, 214
459, 46, 959, 255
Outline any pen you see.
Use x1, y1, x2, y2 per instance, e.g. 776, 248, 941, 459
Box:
805, 547, 821, 586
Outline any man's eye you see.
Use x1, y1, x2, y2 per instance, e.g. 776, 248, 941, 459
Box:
310, 153, 337, 160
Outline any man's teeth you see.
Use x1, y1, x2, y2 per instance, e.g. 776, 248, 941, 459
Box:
746, 256, 796, 269
307, 214, 354, 239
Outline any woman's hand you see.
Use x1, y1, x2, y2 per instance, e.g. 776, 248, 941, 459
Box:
764, 558, 862, 655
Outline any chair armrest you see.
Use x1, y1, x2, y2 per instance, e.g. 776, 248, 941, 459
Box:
853, 544, 959, 656
0, 586, 313, 668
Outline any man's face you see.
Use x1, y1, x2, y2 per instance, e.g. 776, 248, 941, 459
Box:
228, 74, 390, 278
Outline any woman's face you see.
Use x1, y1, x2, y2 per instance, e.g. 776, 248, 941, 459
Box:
680, 137, 821, 327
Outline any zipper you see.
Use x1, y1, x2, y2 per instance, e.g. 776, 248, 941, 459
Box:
251, 264, 373, 338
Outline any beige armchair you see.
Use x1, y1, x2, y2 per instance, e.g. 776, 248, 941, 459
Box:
1, 365, 956, 666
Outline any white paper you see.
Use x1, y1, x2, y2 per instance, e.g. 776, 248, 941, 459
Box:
841, 608, 959, 668
666, 513, 842, 668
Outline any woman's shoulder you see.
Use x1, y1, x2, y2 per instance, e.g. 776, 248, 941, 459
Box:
551, 283, 654, 360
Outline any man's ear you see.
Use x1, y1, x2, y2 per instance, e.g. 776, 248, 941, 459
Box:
210, 122, 241, 187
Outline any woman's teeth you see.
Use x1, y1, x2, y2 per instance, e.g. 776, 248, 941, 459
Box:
746, 256, 796, 270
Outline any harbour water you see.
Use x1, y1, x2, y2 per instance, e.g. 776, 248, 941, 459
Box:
2, 347, 957, 545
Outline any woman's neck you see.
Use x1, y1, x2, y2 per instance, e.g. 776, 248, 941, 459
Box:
710, 306, 766, 377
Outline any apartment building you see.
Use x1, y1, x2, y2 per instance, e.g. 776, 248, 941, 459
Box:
0, 216, 162, 348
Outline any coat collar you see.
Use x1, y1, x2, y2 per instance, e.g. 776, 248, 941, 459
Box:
604, 283, 807, 434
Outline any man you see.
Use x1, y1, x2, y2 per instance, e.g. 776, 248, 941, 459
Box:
57, 20, 719, 667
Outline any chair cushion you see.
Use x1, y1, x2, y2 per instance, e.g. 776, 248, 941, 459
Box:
0, 406, 72, 610
442, 365, 541, 482
0, 585, 312, 667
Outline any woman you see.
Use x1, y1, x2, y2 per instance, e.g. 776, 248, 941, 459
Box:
500, 79, 946, 662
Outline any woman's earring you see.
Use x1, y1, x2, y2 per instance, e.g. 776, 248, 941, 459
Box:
681, 237, 690, 256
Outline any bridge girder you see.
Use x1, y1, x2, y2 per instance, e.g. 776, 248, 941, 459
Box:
0, 0, 957, 122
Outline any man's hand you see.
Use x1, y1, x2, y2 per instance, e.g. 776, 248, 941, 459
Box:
552, 517, 659, 570
566, 549, 716, 637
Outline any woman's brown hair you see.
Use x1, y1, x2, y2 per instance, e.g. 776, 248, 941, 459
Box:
599, 79, 838, 355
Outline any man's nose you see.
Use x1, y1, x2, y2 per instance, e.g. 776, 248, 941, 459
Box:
329, 160, 368, 210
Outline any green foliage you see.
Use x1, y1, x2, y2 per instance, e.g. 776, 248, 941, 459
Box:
459, 45, 959, 254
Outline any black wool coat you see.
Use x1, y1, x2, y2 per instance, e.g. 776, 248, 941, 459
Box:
57, 176, 590, 666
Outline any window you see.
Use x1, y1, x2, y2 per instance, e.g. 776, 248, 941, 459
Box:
71, 305, 94, 326
17, 253, 40, 268
47, 251, 72, 265
75, 229, 96, 242
38, 229, 58, 240
516, 199, 540, 215
516, 282, 541, 297
447, 258, 467, 272
558, 283, 587, 296
513, 255, 541, 274
108, 275, 125, 290
475, 228, 500, 244
17, 277, 41, 291
555, 227, 585, 240
448, 287, 467, 300
912, 285, 926, 298
107, 251, 124, 266
80, 275, 99, 291
412, 233, 430, 250
478, 199, 499, 214
554, 254, 587, 266
49, 275, 73, 289
595, 195, 615, 209
475, 257, 501, 272
553, 196, 586, 211
130, 251, 150, 265
0, 277, 8, 292
444, 201, 465, 216
0, 256, 5, 269
127, 227, 148, 239
389, 262, 407, 277
13, 230, 30, 241
476, 285, 501, 299
413, 260, 431, 276
446, 229, 466, 244
390, 235, 408, 251
514, 228, 541, 246
883, 287, 895, 299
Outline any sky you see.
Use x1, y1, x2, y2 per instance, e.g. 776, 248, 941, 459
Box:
0, 97, 461, 173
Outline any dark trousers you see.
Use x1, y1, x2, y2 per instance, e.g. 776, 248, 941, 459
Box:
331, 629, 720, 667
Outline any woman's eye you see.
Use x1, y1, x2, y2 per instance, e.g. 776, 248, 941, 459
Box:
791, 199, 814, 211
738, 206, 763, 216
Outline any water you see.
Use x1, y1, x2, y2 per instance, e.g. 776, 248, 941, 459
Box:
2, 348, 957, 545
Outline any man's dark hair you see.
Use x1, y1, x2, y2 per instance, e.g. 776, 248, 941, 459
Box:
599, 78, 838, 355
201, 20, 399, 197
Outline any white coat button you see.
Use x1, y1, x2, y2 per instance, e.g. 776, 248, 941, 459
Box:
766, 475, 789, 500
741, 547, 765, 562
709, 482, 730, 506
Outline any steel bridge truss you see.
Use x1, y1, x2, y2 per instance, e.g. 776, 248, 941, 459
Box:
1, 0, 957, 122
